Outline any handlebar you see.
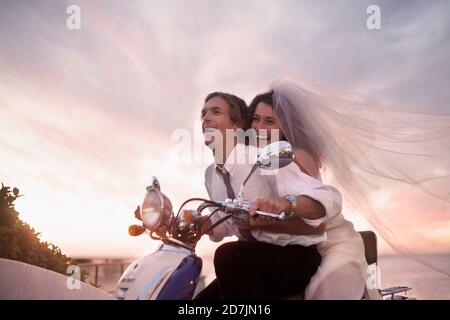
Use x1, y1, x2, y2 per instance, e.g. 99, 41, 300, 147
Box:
217, 198, 288, 220
130, 196, 289, 247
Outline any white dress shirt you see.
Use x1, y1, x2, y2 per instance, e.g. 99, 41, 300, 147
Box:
204, 143, 343, 247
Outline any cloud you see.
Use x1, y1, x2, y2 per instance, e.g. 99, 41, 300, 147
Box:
0, 0, 449, 257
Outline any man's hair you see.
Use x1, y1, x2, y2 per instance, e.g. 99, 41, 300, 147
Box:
204, 92, 249, 129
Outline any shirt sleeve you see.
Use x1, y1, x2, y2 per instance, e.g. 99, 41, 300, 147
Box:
272, 163, 343, 221
298, 184, 342, 221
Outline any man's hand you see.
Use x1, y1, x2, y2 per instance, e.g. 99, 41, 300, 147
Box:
238, 196, 327, 235
232, 197, 291, 230
249, 197, 291, 217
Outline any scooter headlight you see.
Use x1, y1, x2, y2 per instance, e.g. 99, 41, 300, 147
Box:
141, 191, 163, 229
140, 177, 174, 233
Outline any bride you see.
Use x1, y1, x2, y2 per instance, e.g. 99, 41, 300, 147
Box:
248, 79, 450, 299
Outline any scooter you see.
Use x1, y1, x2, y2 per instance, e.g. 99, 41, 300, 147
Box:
114, 141, 295, 300
113, 141, 415, 300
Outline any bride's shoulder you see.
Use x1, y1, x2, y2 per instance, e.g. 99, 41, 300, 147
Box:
293, 149, 320, 179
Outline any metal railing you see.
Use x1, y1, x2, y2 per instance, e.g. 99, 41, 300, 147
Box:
74, 260, 133, 293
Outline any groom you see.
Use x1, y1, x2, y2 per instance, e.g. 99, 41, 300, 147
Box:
197, 91, 342, 299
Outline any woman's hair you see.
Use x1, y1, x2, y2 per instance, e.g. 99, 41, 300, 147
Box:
247, 90, 274, 129
204, 92, 249, 129
248, 90, 323, 167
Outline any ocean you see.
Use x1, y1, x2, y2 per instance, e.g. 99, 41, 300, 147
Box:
378, 254, 450, 300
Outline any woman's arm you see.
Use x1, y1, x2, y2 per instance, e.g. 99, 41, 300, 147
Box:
247, 215, 326, 235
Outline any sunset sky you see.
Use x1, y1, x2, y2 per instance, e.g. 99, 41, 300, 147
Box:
1, 0, 449, 259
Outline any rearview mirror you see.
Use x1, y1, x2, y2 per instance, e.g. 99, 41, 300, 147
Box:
238, 141, 294, 201
256, 140, 293, 170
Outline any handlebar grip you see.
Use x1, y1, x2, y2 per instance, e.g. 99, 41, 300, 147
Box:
255, 210, 286, 220
219, 200, 286, 220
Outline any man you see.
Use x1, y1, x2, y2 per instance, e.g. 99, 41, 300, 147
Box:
197, 92, 342, 299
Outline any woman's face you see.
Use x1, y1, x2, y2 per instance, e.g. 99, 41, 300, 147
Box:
251, 102, 283, 145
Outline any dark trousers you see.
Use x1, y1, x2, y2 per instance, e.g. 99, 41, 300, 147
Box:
195, 240, 321, 300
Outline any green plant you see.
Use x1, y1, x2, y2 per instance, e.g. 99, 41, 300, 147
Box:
0, 183, 84, 280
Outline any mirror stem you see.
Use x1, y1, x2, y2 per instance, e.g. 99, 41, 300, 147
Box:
238, 164, 258, 202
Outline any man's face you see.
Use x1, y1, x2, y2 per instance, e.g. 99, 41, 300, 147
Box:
201, 96, 238, 146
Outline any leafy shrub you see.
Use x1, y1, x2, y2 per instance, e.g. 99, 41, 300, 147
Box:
0, 183, 75, 276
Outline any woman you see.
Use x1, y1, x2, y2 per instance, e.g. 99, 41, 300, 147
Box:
248, 89, 368, 299
249, 78, 450, 298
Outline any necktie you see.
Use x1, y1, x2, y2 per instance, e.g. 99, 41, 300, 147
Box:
216, 167, 255, 241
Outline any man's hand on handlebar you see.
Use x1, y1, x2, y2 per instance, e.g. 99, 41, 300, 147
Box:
241, 196, 327, 235
249, 197, 291, 217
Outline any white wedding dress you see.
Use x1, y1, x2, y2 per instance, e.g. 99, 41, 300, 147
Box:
276, 164, 368, 300
306, 210, 368, 299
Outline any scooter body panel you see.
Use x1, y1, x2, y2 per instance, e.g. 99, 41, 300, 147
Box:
156, 254, 202, 300
114, 244, 200, 300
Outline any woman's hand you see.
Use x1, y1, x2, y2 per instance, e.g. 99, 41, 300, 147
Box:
233, 214, 277, 229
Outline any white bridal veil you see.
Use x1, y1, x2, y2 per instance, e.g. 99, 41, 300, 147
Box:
271, 79, 450, 276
